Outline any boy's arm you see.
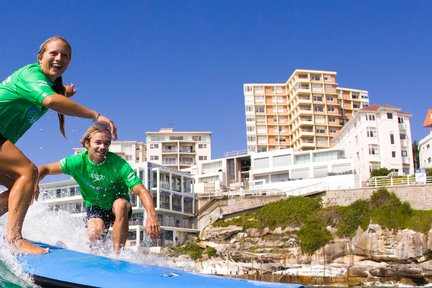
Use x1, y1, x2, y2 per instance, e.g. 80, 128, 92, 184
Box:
34, 162, 63, 202
132, 184, 160, 239
38, 162, 63, 181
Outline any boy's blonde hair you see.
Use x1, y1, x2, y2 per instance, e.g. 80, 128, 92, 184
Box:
80, 125, 112, 147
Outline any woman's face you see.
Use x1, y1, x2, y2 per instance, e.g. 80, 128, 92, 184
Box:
38, 39, 71, 81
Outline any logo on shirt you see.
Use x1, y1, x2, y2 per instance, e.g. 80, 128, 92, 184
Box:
127, 172, 135, 182
25, 106, 40, 124
37, 80, 50, 87
90, 173, 106, 182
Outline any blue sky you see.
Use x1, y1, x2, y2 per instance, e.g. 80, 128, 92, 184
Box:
1, 1, 431, 168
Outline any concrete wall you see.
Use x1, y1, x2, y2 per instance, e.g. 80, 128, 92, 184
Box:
322, 184, 432, 210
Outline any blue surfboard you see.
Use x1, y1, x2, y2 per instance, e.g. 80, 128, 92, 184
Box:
17, 242, 304, 288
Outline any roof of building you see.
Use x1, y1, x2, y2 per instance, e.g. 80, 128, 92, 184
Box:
360, 104, 410, 116
424, 109, 432, 127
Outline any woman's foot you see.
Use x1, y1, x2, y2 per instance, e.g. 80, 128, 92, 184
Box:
8, 237, 49, 254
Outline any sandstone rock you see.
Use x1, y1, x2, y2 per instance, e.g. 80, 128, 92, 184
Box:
196, 242, 207, 249
200, 225, 243, 241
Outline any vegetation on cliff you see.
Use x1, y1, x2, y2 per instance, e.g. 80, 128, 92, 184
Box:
212, 188, 432, 255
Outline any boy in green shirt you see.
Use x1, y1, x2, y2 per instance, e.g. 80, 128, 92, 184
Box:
38, 126, 160, 254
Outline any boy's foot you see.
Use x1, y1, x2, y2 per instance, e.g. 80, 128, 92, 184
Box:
8, 237, 49, 254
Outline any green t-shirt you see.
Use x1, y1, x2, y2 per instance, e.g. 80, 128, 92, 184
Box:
60, 151, 142, 210
0, 63, 56, 143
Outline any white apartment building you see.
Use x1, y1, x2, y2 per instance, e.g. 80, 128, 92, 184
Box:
419, 109, 432, 168
331, 104, 414, 182
244, 69, 369, 153
73, 141, 146, 164
146, 128, 212, 170
419, 133, 432, 169
193, 148, 358, 197
39, 161, 197, 249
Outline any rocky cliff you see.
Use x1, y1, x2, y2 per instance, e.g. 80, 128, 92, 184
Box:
187, 223, 432, 286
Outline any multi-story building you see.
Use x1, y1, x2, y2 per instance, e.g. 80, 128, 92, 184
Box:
146, 128, 212, 170
419, 109, 432, 168
244, 69, 369, 153
331, 104, 414, 181
193, 147, 358, 197
73, 141, 146, 164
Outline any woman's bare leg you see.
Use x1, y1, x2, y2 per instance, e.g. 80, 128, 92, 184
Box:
0, 141, 47, 254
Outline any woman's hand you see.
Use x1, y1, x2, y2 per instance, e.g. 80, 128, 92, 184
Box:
64, 83, 76, 97
95, 115, 118, 140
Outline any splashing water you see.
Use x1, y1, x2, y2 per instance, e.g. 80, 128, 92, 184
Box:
0, 199, 189, 287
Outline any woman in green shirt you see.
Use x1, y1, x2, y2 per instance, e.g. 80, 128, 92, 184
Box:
0, 36, 117, 254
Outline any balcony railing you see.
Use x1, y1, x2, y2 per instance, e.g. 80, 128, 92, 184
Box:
364, 176, 432, 187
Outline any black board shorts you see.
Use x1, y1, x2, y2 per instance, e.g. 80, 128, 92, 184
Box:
86, 205, 132, 235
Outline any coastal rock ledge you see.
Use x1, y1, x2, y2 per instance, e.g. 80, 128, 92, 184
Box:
187, 223, 432, 286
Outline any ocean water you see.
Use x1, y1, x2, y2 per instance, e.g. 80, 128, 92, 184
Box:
0, 200, 174, 287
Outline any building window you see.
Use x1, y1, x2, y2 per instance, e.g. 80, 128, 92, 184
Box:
400, 133, 406, 140
198, 144, 207, 149
401, 150, 407, 157
244, 85, 253, 92
311, 84, 322, 92
199, 156, 207, 161
311, 74, 321, 81
245, 105, 254, 112
367, 127, 377, 138
313, 95, 323, 102
398, 116, 404, 123
327, 105, 335, 112
255, 106, 265, 113
392, 151, 396, 158
150, 156, 159, 161
255, 96, 265, 103
387, 113, 393, 119
367, 114, 375, 121
368, 144, 379, 155
328, 116, 336, 122
390, 133, 395, 144
314, 105, 324, 112
276, 136, 286, 142
150, 144, 159, 149
316, 126, 326, 134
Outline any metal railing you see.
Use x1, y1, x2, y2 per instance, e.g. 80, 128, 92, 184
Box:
364, 175, 432, 188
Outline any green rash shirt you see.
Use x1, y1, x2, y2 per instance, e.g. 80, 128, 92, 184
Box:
0, 63, 56, 143
60, 151, 142, 210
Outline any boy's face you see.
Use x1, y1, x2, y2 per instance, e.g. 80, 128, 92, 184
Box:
85, 131, 111, 163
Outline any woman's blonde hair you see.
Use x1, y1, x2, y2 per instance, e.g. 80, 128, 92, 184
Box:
37, 36, 72, 139
80, 125, 112, 148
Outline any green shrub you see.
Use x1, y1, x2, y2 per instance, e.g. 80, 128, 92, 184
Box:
370, 168, 393, 177
182, 242, 203, 260
298, 219, 332, 255
255, 196, 322, 228
407, 210, 432, 233
337, 200, 370, 237
369, 189, 413, 230
205, 246, 217, 258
